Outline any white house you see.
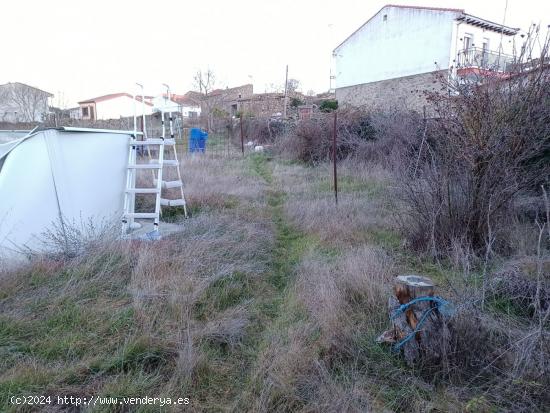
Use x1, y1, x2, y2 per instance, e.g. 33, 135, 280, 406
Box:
333, 5, 520, 110
152, 95, 181, 114
171, 93, 202, 118
78, 93, 154, 121
0, 82, 53, 122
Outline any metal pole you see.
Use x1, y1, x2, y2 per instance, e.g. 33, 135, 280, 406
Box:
240, 114, 244, 155
134, 83, 147, 140
283, 64, 288, 119
332, 111, 338, 205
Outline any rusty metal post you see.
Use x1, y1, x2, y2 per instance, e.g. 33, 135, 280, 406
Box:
240, 115, 244, 155
332, 111, 338, 205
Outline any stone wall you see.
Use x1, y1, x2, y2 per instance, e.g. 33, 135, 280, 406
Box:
238, 94, 286, 117
335, 70, 447, 113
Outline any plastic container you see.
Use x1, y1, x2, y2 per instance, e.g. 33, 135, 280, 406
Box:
189, 128, 208, 153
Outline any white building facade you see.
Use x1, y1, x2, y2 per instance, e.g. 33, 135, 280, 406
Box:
0, 82, 53, 122
78, 93, 154, 121
334, 5, 519, 111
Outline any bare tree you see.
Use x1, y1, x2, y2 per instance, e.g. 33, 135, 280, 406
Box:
193, 69, 216, 130
193, 69, 215, 96
0, 82, 51, 123
286, 78, 300, 95
8, 83, 51, 122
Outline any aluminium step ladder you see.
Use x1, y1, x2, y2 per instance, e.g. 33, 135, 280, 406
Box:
153, 84, 188, 214
122, 84, 187, 235
122, 135, 169, 234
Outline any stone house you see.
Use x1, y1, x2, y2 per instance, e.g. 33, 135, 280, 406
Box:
203, 84, 254, 117
333, 4, 520, 111
0, 82, 53, 122
203, 84, 310, 119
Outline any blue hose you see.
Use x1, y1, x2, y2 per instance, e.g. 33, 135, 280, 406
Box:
390, 296, 454, 352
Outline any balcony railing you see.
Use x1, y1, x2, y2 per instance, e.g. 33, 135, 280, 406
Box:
456, 47, 515, 73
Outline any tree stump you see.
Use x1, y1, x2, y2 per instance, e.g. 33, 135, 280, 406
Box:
377, 275, 452, 366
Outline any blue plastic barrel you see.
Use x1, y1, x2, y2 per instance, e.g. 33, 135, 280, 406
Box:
189, 128, 208, 153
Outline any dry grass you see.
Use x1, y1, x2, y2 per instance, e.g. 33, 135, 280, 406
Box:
0, 209, 275, 409
1, 148, 548, 412
0, 151, 275, 411
296, 246, 394, 346
182, 155, 267, 213
273, 159, 397, 247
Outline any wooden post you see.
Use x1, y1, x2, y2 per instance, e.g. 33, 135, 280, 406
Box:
283, 64, 288, 119
378, 275, 451, 365
332, 111, 338, 205
240, 114, 244, 155
393, 275, 434, 335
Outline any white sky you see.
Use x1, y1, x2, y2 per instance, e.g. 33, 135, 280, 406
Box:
1, 0, 548, 107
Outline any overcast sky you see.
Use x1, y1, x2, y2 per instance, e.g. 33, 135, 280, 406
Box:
1, 0, 548, 107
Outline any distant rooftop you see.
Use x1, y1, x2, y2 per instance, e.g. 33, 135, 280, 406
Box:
0, 82, 53, 97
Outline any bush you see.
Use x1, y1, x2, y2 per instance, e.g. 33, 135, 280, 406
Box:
274, 108, 422, 165
319, 99, 338, 112
398, 42, 550, 255
290, 97, 304, 107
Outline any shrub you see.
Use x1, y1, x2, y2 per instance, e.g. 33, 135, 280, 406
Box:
290, 97, 304, 107
275, 108, 422, 165
319, 99, 338, 112
398, 38, 550, 255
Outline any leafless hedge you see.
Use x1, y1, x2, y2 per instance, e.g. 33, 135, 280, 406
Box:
399, 38, 550, 256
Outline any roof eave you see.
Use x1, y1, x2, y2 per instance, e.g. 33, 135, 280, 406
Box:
457, 14, 519, 36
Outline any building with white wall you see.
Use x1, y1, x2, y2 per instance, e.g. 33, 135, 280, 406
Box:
171, 93, 202, 118
150, 94, 202, 118
78, 93, 154, 121
151, 95, 181, 114
0, 82, 53, 122
333, 5, 520, 111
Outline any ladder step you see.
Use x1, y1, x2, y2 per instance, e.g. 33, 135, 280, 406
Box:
168, 199, 186, 206
160, 198, 186, 207
123, 212, 158, 219
130, 138, 175, 145
148, 159, 179, 166
128, 164, 162, 169
126, 188, 161, 194
154, 179, 183, 189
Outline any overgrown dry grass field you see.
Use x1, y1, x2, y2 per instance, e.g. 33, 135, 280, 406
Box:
1, 148, 548, 412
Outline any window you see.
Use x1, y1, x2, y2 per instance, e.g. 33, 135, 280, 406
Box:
463, 34, 473, 51
482, 38, 490, 67
383, 14, 387, 21
82, 107, 89, 117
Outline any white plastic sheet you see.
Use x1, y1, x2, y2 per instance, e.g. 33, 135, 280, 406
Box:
0, 128, 130, 263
